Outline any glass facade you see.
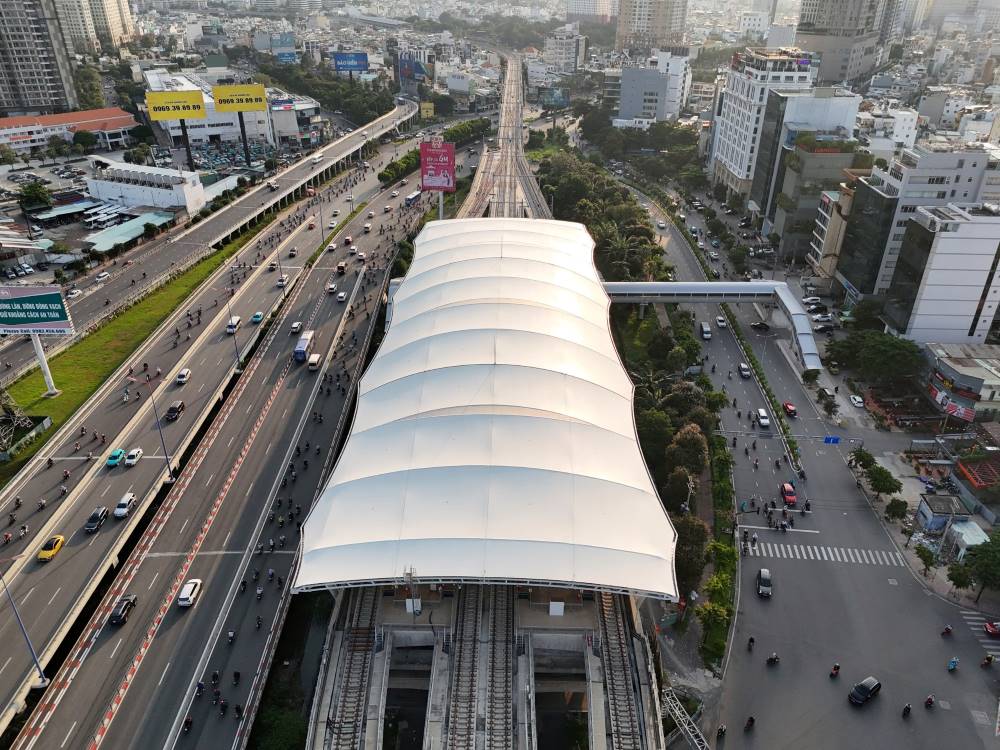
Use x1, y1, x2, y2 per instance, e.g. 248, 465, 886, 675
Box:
748, 91, 788, 218
883, 221, 934, 335
838, 179, 897, 296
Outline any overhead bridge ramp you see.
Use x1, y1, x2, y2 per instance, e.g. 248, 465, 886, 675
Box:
603, 280, 824, 372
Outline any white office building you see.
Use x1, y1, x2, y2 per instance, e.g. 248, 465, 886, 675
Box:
739, 11, 769, 39
615, 48, 691, 125
86, 160, 207, 215
856, 105, 919, 160
543, 22, 588, 74
884, 203, 1000, 343
710, 47, 817, 197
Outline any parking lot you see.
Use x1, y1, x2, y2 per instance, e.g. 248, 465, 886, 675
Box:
0, 162, 89, 200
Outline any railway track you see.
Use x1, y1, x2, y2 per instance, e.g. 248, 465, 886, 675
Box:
328, 587, 378, 749
445, 584, 483, 750
598, 592, 643, 750
484, 586, 515, 750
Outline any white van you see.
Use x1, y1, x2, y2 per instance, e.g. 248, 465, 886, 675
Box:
363, 223, 372, 233
177, 579, 202, 608
95, 271, 111, 282
311, 155, 322, 165
699, 321, 712, 340
225, 316, 241, 334
277, 274, 289, 288
756, 408, 771, 428
307, 353, 321, 371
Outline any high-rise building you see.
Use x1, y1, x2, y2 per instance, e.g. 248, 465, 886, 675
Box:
0, 0, 78, 116
615, 48, 691, 123
751, 0, 779, 24
709, 47, 817, 197
88, 0, 134, 49
884, 203, 1000, 344
543, 22, 588, 74
836, 143, 997, 303
55, 0, 98, 54
54, 0, 133, 55
567, 0, 619, 23
795, 0, 882, 83
615, 0, 687, 54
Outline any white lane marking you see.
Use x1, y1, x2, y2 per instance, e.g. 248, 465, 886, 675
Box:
179, 518, 188, 535
60, 721, 77, 749
206, 473, 215, 485
46, 587, 61, 606
147, 571, 159, 590
110, 638, 122, 659
227, 436, 234, 447
0, 656, 11, 676
223, 530, 231, 547
158, 662, 170, 686
198, 383, 205, 394
21, 587, 34, 606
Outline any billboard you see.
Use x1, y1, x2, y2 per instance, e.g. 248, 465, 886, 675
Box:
213, 83, 267, 112
539, 87, 569, 109
270, 98, 295, 111
0, 286, 73, 335
333, 52, 369, 72
420, 140, 455, 193
420, 101, 435, 119
276, 51, 299, 64
400, 52, 432, 82
146, 90, 206, 121
271, 32, 295, 50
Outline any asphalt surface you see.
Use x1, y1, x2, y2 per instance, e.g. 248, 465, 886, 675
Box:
0, 103, 417, 385
638, 189, 999, 749
0, 107, 418, 733
15, 155, 473, 749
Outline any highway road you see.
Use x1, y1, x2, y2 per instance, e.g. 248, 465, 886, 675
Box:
0, 107, 418, 736
14, 155, 471, 749
0, 103, 417, 388
637, 187, 997, 749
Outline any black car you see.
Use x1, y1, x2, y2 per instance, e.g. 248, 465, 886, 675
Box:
109, 594, 137, 625
165, 400, 185, 421
750, 321, 770, 332
84, 506, 108, 533
814, 324, 835, 334
848, 676, 881, 705
807, 304, 828, 314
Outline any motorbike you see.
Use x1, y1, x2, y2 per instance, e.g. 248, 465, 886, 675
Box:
983, 655, 995, 668
948, 657, 959, 672
925, 695, 935, 709
830, 663, 840, 678
766, 653, 780, 666
902, 703, 911, 718
183, 716, 193, 733
942, 625, 953, 636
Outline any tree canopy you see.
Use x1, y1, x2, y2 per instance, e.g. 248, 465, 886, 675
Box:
965, 532, 1000, 602
826, 330, 924, 385
18, 181, 52, 208
74, 66, 105, 110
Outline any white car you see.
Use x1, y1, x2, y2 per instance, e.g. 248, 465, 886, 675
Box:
802, 296, 821, 305
66, 289, 82, 299
124, 447, 143, 466
328, 221, 337, 228
657, 220, 667, 229
390, 190, 399, 198
715, 315, 727, 328
709, 251, 720, 260
95, 271, 111, 282
357, 252, 366, 261
850, 395, 865, 408
176, 368, 191, 385
113, 491, 137, 518
337, 291, 347, 302
349, 245, 358, 254
290, 321, 303, 334
177, 578, 202, 608
812, 313, 834, 323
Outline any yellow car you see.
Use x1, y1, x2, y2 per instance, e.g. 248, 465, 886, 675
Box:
37, 534, 65, 562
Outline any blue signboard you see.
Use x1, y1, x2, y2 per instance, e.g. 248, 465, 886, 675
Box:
823, 435, 841, 445
272, 32, 295, 49
276, 51, 298, 65
399, 52, 431, 82
333, 52, 369, 72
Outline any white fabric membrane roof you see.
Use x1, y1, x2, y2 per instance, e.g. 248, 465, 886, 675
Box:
294, 218, 678, 599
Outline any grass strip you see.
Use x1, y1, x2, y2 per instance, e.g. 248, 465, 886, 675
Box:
0, 222, 267, 489
306, 201, 368, 267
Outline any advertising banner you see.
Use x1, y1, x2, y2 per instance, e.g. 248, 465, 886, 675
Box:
420, 101, 435, 119
420, 139, 455, 193
213, 83, 267, 112
0, 286, 73, 335
276, 51, 299, 64
146, 90, 206, 121
400, 52, 432, 82
333, 52, 369, 72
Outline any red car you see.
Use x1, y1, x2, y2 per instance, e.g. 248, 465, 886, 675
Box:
985, 622, 1000, 637
782, 402, 797, 417
779, 482, 797, 506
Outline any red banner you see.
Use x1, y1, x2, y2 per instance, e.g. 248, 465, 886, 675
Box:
420, 140, 456, 193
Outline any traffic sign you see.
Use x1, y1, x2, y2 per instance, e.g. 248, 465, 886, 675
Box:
823, 435, 841, 445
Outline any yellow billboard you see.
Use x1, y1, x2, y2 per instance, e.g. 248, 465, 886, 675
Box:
146, 90, 206, 121
213, 84, 268, 113
420, 101, 435, 119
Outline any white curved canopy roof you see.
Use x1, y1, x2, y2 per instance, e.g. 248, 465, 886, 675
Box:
295, 218, 678, 599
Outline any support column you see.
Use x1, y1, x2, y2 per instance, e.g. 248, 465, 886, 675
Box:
31, 333, 58, 396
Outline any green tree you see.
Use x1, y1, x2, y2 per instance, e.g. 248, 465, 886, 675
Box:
73, 130, 98, 150
849, 299, 885, 331
885, 497, 908, 521
965, 532, 1000, 602
18, 181, 52, 207
429, 92, 456, 116
665, 345, 687, 375
703, 571, 732, 602
849, 447, 875, 470
635, 408, 673, 471
0, 144, 16, 165
866, 465, 902, 499
915, 545, 937, 577
74, 66, 105, 110
665, 423, 709, 475
947, 562, 973, 596
142, 222, 158, 239
662, 467, 693, 514
695, 601, 730, 634
673, 513, 709, 595
821, 397, 839, 417
827, 330, 924, 384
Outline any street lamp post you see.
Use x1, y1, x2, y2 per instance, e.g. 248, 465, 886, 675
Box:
132, 376, 176, 483
0, 564, 49, 688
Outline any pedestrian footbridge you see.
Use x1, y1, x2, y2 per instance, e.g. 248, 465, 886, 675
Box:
603, 281, 823, 372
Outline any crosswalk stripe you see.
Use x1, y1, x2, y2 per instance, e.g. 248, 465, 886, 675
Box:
873, 550, 884, 565
839, 547, 849, 562
860, 549, 872, 564
833, 548, 843, 562
896, 552, 905, 565
819, 547, 829, 561
794, 545, 803, 559
808, 546, 817, 560
865, 549, 876, 564
747, 543, 907, 569
848, 549, 858, 563
883, 550, 893, 565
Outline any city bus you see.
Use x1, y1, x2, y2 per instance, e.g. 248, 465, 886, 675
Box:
404, 190, 421, 207
294, 330, 316, 362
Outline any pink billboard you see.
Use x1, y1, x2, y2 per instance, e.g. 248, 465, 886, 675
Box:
420, 140, 456, 193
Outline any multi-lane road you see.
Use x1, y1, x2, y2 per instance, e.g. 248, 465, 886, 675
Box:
0, 105, 419, 738
637, 188, 998, 749
0, 103, 417, 387
10, 146, 471, 749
